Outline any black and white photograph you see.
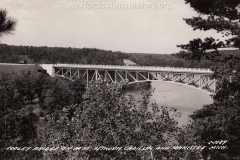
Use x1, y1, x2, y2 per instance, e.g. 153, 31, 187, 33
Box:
0, 0, 240, 159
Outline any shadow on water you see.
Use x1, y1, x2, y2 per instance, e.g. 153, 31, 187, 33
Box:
123, 81, 152, 93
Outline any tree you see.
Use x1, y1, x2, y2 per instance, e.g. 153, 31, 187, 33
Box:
68, 78, 86, 105
0, 9, 17, 39
40, 77, 74, 115
38, 80, 182, 160
0, 72, 23, 111
176, 1, 240, 159
0, 73, 41, 159
177, 0, 240, 60
185, 62, 240, 159
176, 61, 240, 159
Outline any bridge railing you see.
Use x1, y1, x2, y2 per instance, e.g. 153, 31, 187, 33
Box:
53, 63, 212, 73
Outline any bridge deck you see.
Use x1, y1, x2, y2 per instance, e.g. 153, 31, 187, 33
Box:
53, 64, 213, 74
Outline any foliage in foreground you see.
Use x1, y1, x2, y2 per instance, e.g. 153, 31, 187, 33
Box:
176, 1, 240, 158
0, 9, 17, 39
0, 70, 85, 159
181, 62, 240, 160
38, 81, 181, 160
1, 73, 185, 159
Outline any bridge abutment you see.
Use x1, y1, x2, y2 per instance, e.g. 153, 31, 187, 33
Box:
40, 64, 55, 76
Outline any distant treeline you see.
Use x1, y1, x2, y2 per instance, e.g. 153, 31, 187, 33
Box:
1, 44, 239, 68
174, 50, 240, 63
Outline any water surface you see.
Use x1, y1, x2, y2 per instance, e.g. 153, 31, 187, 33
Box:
124, 81, 213, 126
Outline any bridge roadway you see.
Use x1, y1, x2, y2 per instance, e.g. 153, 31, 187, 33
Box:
53, 64, 213, 74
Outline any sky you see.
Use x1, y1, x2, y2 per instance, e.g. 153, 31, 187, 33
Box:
0, 0, 224, 54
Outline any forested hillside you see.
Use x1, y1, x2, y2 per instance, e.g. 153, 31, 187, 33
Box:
175, 50, 240, 63
0, 43, 232, 68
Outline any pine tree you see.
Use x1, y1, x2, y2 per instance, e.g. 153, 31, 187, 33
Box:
0, 9, 17, 40
177, 0, 240, 60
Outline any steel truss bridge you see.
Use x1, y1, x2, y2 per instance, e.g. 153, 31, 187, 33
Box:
41, 64, 216, 93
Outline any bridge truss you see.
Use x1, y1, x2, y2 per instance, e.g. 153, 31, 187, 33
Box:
53, 64, 216, 93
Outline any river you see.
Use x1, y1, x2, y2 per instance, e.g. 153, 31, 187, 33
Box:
124, 81, 213, 126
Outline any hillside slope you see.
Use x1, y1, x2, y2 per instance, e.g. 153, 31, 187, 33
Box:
1, 44, 240, 69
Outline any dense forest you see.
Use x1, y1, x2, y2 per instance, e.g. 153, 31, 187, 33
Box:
2, 43, 238, 68
1, 69, 184, 159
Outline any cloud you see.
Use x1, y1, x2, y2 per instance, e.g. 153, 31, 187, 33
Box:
1, 0, 29, 8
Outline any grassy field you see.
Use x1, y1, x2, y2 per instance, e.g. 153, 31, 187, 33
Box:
0, 64, 42, 74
